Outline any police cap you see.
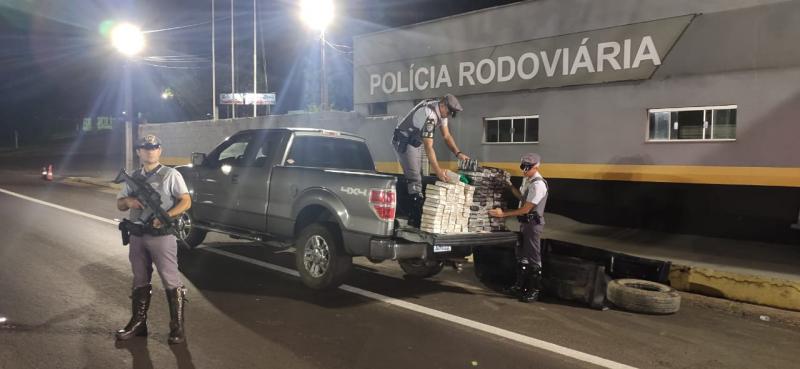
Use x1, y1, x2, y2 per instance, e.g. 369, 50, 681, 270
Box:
442, 94, 463, 117
520, 153, 541, 167
136, 134, 162, 149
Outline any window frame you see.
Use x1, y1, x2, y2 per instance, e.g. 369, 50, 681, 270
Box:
367, 102, 388, 117
482, 115, 540, 145
646, 105, 737, 143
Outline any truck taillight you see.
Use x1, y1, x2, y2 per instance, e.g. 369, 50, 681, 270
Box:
369, 189, 396, 221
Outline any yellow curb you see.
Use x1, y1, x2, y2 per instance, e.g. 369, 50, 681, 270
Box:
669, 265, 800, 312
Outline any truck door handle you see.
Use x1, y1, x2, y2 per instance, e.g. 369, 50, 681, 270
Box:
231, 174, 239, 184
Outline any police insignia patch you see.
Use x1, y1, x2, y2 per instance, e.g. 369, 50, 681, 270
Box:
422, 118, 436, 138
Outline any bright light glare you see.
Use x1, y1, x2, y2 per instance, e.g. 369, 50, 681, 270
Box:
110, 23, 145, 56
300, 0, 334, 31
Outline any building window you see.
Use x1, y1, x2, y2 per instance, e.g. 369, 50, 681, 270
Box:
484, 116, 539, 143
648, 105, 737, 141
368, 102, 388, 116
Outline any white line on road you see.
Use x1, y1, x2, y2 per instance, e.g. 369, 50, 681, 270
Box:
0, 186, 638, 369
0, 187, 118, 226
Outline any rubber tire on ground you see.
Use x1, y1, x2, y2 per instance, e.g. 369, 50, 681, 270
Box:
177, 211, 207, 249
398, 259, 444, 278
295, 223, 353, 290
606, 278, 681, 314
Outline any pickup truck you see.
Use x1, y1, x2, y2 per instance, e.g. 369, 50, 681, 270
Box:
175, 128, 517, 289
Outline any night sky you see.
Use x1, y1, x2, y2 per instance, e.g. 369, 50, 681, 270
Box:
0, 0, 520, 144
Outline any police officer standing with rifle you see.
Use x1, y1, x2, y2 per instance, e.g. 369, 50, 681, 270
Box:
488, 153, 548, 303
115, 134, 192, 344
392, 93, 468, 227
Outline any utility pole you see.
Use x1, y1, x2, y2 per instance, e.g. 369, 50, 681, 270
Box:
123, 63, 136, 172
231, 0, 236, 119
212, 0, 218, 120
320, 31, 328, 111
13, 130, 18, 149
253, 0, 257, 117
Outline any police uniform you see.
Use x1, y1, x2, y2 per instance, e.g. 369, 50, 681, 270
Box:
117, 164, 189, 290
115, 134, 190, 344
392, 94, 463, 226
518, 170, 548, 267
509, 153, 548, 303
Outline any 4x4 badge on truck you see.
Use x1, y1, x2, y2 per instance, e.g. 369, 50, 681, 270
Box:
340, 186, 368, 196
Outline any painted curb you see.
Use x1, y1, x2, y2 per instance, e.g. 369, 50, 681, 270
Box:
670, 264, 800, 312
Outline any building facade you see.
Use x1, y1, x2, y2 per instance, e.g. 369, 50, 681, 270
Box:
352, 0, 800, 243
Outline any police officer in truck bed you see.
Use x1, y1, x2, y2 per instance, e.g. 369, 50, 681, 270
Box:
392, 94, 469, 227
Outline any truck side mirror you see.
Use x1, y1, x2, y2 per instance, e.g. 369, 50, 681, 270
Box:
191, 152, 206, 167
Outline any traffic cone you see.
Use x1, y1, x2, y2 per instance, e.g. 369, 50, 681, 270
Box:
46, 164, 53, 181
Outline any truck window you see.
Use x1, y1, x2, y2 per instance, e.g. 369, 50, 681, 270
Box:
252, 133, 284, 167
288, 136, 374, 171
206, 134, 254, 168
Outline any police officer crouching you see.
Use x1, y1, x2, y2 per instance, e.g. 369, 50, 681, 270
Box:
392, 93, 469, 227
488, 153, 548, 303
115, 134, 192, 344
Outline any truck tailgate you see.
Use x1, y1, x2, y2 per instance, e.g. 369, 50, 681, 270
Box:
395, 228, 518, 247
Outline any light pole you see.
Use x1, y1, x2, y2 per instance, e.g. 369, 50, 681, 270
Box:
300, 0, 333, 111
212, 0, 218, 120
110, 22, 145, 172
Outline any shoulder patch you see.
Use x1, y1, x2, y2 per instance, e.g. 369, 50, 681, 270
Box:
421, 118, 436, 138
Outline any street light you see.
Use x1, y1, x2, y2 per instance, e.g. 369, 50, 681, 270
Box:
300, 0, 333, 111
110, 23, 145, 56
109, 22, 145, 171
300, 0, 333, 31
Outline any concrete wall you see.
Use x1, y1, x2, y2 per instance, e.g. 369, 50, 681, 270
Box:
138, 111, 401, 165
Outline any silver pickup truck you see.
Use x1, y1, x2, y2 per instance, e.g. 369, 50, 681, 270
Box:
176, 128, 517, 289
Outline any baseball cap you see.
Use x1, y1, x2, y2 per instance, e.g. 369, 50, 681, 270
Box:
136, 134, 162, 149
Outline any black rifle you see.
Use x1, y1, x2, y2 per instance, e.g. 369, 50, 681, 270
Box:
113, 168, 191, 250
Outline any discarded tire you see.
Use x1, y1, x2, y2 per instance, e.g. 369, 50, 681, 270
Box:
606, 279, 681, 314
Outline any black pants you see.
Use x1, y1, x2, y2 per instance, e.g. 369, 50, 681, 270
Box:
517, 222, 543, 267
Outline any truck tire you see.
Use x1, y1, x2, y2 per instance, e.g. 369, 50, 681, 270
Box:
398, 259, 444, 278
295, 223, 352, 290
607, 278, 681, 314
176, 211, 206, 249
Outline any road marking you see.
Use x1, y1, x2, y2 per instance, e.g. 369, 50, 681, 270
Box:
1, 187, 638, 369
0, 187, 118, 226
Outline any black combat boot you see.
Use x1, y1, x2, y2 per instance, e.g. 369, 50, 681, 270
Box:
408, 193, 425, 228
519, 264, 543, 303
116, 285, 152, 340
502, 262, 527, 297
166, 287, 187, 344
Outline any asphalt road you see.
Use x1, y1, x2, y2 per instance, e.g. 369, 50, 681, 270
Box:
1, 171, 799, 369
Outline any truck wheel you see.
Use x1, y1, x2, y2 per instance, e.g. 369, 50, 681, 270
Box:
176, 211, 206, 249
399, 259, 444, 278
607, 279, 681, 314
295, 223, 352, 290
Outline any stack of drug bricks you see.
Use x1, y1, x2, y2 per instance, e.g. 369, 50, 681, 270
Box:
460, 166, 511, 232
420, 181, 475, 234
